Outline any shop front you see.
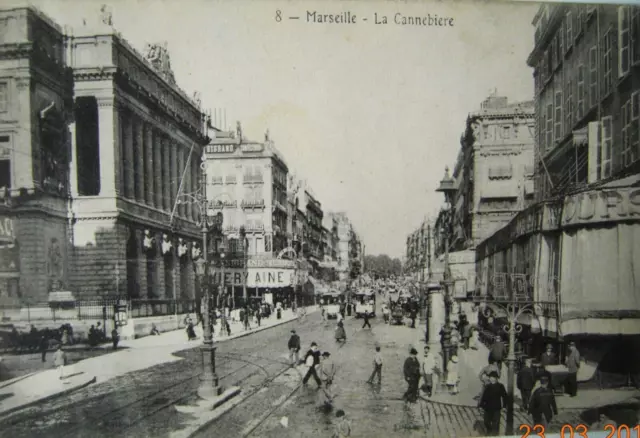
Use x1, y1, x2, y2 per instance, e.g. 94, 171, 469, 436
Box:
475, 176, 640, 385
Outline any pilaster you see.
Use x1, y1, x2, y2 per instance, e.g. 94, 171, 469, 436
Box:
177, 146, 185, 218
123, 112, 135, 199
96, 96, 118, 197
69, 121, 78, 197
134, 117, 145, 203
162, 136, 171, 211
144, 123, 154, 206
153, 129, 163, 209
137, 229, 148, 300
155, 238, 166, 299
170, 140, 178, 214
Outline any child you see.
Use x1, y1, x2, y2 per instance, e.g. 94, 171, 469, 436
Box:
53, 345, 68, 383
333, 409, 351, 437
446, 355, 460, 395
366, 346, 383, 384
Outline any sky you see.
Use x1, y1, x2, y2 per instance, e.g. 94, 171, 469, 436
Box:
16, 0, 538, 258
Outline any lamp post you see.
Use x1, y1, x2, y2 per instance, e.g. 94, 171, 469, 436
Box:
192, 163, 225, 400
218, 245, 228, 335
240, 226, 248, 305
436, 166, 456, 377
479, 300, 542, 435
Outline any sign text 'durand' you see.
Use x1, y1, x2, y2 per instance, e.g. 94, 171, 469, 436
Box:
562, 188, 640, 226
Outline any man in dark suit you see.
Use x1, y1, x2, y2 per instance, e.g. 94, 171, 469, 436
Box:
479, 371, 507, 436
403, 348, 421, 403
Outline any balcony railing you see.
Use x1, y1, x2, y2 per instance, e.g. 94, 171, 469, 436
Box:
241, 199, 265, 209
243, 175, 264, 184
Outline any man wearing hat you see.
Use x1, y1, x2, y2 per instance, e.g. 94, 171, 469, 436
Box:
302, 342, 322, 387
565, 341, 581, 397
318, 351, 336, 408
421, 346, 437, 397
528, 374, 557, 427
478, 371, 507, 436
403, 347, 421, 403
288, 330, 301, 367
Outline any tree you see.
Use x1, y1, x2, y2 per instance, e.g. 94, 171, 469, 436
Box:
364, 254, 403, 278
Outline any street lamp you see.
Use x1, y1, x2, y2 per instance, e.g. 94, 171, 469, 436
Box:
435, 166, 456, 376
480, 300, 543, 435
240, 226, 248, 305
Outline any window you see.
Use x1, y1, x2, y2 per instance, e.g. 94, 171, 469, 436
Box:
565, 79, 573, 133
546, 101, 553, 150
0, 83, 7, 112
551, 38, 558, 71
626, 91, 640, 166
603, 30, 614, 95
589, 46, 598, 109
632, 8, 640, 64
620, 7, 631, 78
576, 6, 585, 39
601, 116, 613, 179
566, 11, 573, 49
577, 63, 585, 119
502, 125, 511, 139
557, 28, 564, 63
554, 90, 563, 140
0, 135, 9, 191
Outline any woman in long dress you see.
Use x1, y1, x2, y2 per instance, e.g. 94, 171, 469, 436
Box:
335, 321, 346, 343
446, 355, 460, 395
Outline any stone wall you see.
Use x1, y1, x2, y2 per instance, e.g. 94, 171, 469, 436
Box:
69, 219, 127, 299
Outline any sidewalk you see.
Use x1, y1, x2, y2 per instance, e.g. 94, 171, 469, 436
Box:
0, 306, 316, 417
428, 340, 640, 411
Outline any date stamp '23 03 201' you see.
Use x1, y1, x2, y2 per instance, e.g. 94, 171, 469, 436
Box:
520, 424, 640, 438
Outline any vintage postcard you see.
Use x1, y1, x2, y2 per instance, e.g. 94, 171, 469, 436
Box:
0, 0, 638, 437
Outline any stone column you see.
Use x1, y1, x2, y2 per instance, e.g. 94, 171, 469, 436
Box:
155, 240, 166, 299
123, 112, 135, 199
170, 140, 178, 214
185, 149, 193, 220
144, 123, 154, 206
177, 146, 185, 218
96, 96, 120, 197
173, 237, 182, 298
428, 290, 445, 351
162, 136, 171, 212
134, 117, 145, 202
69, 121, 78, 197
153, 129, 162, 209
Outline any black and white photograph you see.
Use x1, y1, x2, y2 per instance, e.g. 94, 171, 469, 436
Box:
0, 0, 639, 436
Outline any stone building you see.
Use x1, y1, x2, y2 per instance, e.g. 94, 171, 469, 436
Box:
202, 125, 296, 304
452, 92, 535, 251
0, 6, 74, 304
474, 4, 640, 383
67, 18, 209, 301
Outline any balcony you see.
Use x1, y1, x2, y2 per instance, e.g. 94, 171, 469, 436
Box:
207, 199, 237, 209
243, 175, 264, 184
245, 223, 265, 232
241, 199, 265, 209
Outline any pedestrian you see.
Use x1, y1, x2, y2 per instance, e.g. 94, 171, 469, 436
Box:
382, 305, 390, 324
478, 371, 507, 436
450, 325, 460, 357
39, 335, 48, 363
346, 303, 352, 317
462, 323, 472, 350
288, 330, 301, 367
421, 345, 437, 397
478, 358, 501, 400
243, 306, 251, 331
446, 355, 460, 395
332, 409, 352, 437
366, 345, 383, 385
318, 351, 336, 409
540, 344, 557, 366
335, 321, 346, 343
565, 341, 581, 397
402, 347, 420, 403
362, 311, 372, 330
528, 375, 557, 427
61, 328, 69, 346
53, 344, 68, 382
111, 327, 119, 350
517, 358, 535, 411
489, 335, 506, 373
255, 307, 261, 327
470, 327, 480, 350
302, 342, 322, 387
409, 308, 417, 328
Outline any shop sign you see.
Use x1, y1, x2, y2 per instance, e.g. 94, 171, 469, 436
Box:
562, 187, 640, 227
208, 267, 295, 288
241, 143, 264, 153
207, 144, 235, 153
0, 216, 15, 242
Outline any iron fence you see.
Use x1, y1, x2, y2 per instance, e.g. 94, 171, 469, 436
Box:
129, 299, 197, 319
0, 298, 197, 324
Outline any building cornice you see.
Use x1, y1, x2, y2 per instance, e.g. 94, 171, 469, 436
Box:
526, 5, 567, 67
